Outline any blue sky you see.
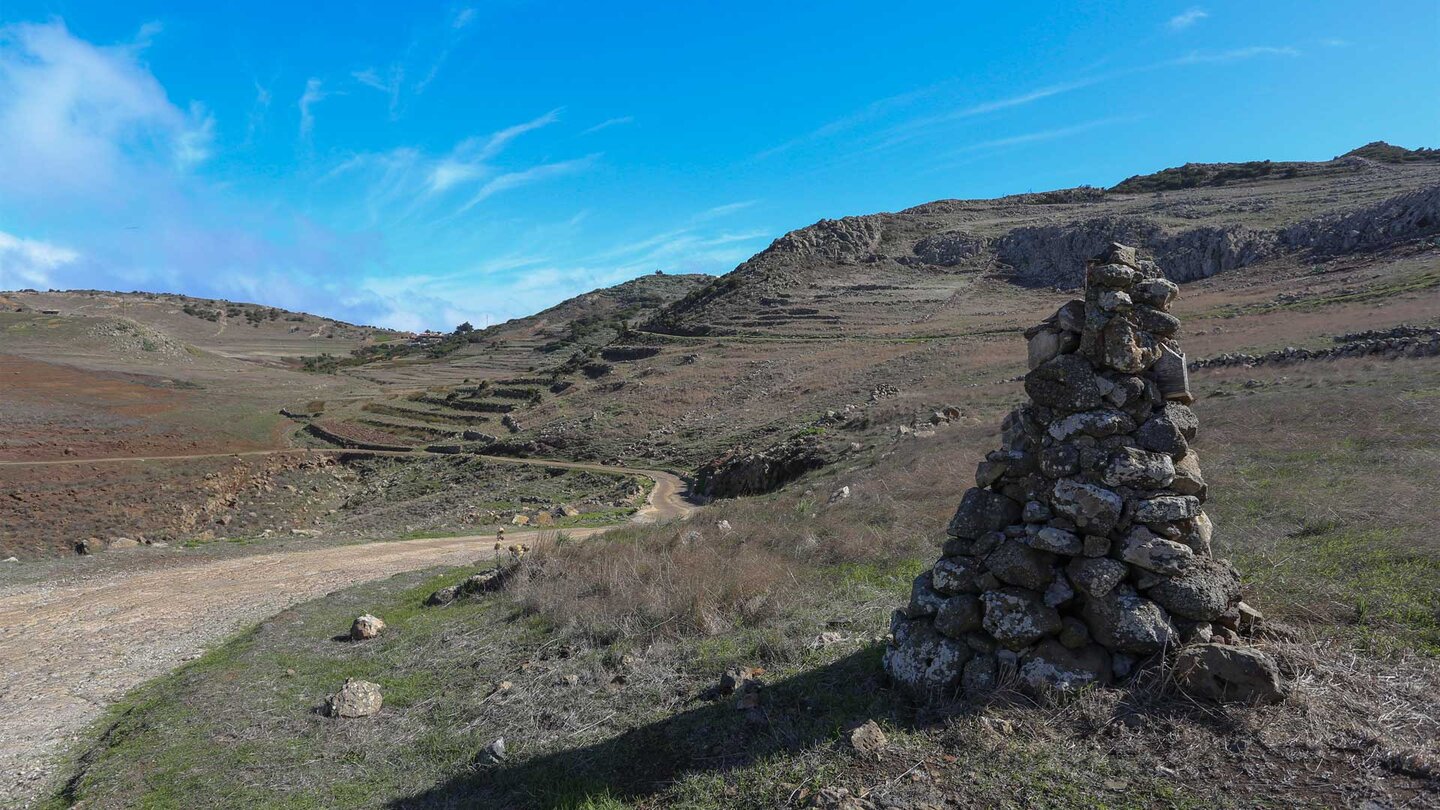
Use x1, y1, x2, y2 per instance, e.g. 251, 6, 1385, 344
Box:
0, 1, 1435, 331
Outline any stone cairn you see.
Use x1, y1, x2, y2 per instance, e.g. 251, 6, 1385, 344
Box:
885, 243, 1266, 697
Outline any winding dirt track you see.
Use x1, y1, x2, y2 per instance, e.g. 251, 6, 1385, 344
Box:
0, 453, 696, 808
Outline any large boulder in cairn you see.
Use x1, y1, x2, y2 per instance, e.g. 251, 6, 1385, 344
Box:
884, 243, 1273, 699
1174, 644, 1286, 704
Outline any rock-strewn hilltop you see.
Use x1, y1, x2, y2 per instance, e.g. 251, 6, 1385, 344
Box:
647, 146, 1440, 336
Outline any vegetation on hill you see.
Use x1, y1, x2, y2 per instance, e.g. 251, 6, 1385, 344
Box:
1340, 141, 1440, 163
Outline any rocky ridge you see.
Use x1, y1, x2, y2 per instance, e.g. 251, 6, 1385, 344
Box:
883, 244, 1285, 701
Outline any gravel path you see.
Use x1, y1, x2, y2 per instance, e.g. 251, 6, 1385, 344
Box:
0, 467, 694, 808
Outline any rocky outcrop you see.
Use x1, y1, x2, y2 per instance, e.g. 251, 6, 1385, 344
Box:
995, 218, 1278, 287
884, 243, 1283, 700
766, 216, 884, 264
995, 183, 1437, 289
911, 230, 986, 266
693, 434, 834, 498
1281, 185, 1440, 254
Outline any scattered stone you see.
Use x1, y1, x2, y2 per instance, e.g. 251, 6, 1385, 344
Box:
1, 556, 17, 563
718, 666, 764, 696
1174, 644, 1286, 704
349, 614, 386, 640
324, 678, 383, 718
979, 716, 1015, 736
828, 486, 851, 504
478, 737, 507, 764
847, 720, 888, 757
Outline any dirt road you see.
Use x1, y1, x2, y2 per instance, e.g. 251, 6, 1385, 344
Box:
0, 465, 696, 808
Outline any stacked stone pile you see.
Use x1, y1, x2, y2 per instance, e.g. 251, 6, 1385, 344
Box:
884, 244, 1280, 698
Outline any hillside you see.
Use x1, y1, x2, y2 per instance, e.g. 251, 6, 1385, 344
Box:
297, 148, 1440, 480
648, 151, 1440, 337
6, 144, 1440, 810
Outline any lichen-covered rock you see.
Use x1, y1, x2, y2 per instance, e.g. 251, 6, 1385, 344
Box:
1134, 495, 1201, 524
325, 678, 383, 718
982, 587, 1063, 650
905, 571, 946, 618
1119, 526, 1195, 575
984, 542, 1056, 591
1020, 639, 1112, 691
1051, 479, 1124, 536
1047, 408, 1135, 441
934, 594, 983, 638
1174, 644, 1286, 704
1027, 526, 1083, 555
1102, 447, 1175, 489
931, 556, 986, 594
1146, 558, 1241, 620
1025, 355, 1104, 411
1081, 587, 1176, 655
947, 488, 1023, 539
1066, 557, 1128, 598
1170, 450, 1207, 498
883, 618, 970, 695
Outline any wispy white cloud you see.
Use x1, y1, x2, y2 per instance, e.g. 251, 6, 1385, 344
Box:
1318, 37, 1349, 48
1169, 45, 1300, 65
245, 79, 272, 143
753, 82, 942, 160
581, 115, 634, 135
298, 77, 326, 140
1167, 8, 1209, 31
452, 7, 477, 29
455, 155, 598, 215
941, 116, 1137, 160
0, 20, 212, 198
426, 108, 563, 194
693, 200, 757, 221
0, 231, 79, 289
862, 79, 1099, 155
352, 65, 404, 118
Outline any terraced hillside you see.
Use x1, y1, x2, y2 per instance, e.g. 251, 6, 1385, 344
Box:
312, 147, 1439, 477
340, 272, 712, 388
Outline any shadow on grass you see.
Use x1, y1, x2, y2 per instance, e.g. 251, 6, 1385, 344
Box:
384, 640, 1264, 810
388, 646, 920, 809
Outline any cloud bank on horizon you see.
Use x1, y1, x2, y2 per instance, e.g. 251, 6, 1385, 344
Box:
0, 2, 1432, 331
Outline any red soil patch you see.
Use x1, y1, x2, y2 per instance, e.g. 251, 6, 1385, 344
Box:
0, 354, 257, 461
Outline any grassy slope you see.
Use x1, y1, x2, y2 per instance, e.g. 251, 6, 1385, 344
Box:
44, 356, 1440, 809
